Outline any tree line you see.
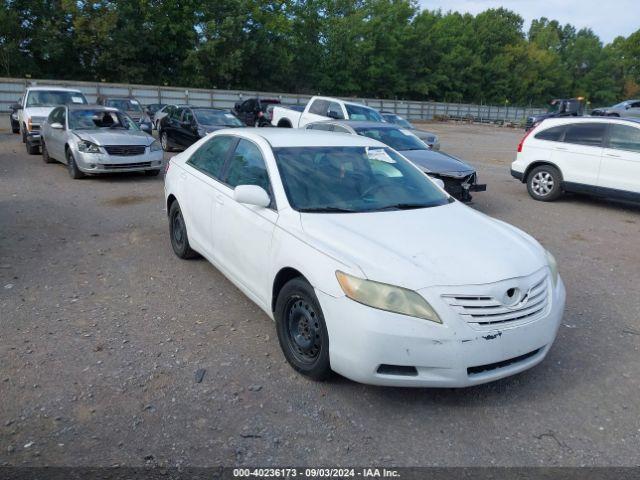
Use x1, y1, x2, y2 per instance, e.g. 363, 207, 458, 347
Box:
1, 0, 638, 107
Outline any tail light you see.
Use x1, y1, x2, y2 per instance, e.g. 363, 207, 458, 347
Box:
517, 129, 534, 153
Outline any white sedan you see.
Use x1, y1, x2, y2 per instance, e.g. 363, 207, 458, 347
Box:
164, 129, 566, 387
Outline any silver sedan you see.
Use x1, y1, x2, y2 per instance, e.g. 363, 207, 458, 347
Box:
592, 100, 640, 118
40, 104, 163, 179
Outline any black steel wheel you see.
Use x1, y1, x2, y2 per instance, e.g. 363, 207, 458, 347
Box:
168, 201, 198, 259
275, 278, 331, 380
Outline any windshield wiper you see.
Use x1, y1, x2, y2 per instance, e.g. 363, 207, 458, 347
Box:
372, 203, 433, 211
298, 207, 357, 213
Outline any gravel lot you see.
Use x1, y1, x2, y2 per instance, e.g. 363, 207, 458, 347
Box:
0, 119, 639, 467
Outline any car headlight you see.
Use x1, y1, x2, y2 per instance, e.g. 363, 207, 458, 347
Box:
77, 140, 101, 153
335, 271, 442, 323
150, 140, 162, 152
545, 250, 559, 287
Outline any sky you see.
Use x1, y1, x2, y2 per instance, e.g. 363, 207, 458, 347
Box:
418, 0, 638, 43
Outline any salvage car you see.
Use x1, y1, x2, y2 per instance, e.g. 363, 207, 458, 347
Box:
511, 117, 640, 202
590, 100, 640, 118
40, 104, 163, 179
271, 96, 384, 128
16, 86, 88, 154
380, 111, 440, 150
306, 120, 485, 201
97, 96, 152, 133
159, 106, 243, 151
164, 128, 565, 387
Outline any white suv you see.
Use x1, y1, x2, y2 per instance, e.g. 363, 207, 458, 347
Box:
511, 117, 640, 202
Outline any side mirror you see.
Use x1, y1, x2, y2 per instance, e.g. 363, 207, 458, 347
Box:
625, 105, 631, 110
233, 185, 271, 208
140, 123, 152, 134
432, 178, 445, 189
11, 103, 22, 110
50, 122, 64, 129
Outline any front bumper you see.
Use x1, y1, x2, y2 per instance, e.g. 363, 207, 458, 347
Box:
429, 172, 486, 202
74, 149, 163, 173
316, 273, 565, 387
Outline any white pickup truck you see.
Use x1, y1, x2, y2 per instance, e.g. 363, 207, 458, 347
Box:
16, 86, 88, 154
270, 96, 385, 128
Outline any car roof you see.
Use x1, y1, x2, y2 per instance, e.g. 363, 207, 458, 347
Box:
26, 86, 83, 93
223, 128, 389, 149
67, 104, 117, 112
538, 116, 640, 127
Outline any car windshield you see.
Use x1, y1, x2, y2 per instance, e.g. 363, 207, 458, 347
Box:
26, 90, 87, 107
194, 109, 243, 126
105, 99, 143, 113
345, 104, 384, 122
273, 146, 450, 213
69, 109, 139, 130
355, 127, 427, 151
612, 101, 629, 109
384, 114, 413, 129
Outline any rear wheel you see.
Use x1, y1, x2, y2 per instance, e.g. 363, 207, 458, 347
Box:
275, 278, 331, 380
161, 131, 172, 152
168, 201, 198, 259
527, 165, 562, 201
66, 149, 85, 179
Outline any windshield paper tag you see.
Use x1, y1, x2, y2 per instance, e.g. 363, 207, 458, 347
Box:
366, 147, 395, 163
399, 128, 414, 136
71, 96, 84, 103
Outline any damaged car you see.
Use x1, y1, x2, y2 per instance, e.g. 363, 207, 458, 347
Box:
305, 120, 486, 201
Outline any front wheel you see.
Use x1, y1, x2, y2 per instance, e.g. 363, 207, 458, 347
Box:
160, 131, 172, 152
26, 140, 39, 155
275, 278, 331, 381
66, 149, 85, 179
527, 165, 562, 201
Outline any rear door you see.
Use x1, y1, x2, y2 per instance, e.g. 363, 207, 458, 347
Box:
300, 99, 330, 127
180, 135, 237, 257
599, 123, 640, 197
625, 101, 640, 119
46, 107, 66, 159
551, 122, 606, 191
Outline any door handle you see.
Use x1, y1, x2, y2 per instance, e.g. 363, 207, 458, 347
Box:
554, 146, 567, 151
605, 153, 620, 158
215, 194, 224, 205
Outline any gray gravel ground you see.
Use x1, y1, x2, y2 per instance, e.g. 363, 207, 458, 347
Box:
0, 119, 639, 467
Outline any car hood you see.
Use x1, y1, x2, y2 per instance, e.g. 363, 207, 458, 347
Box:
72, 129, 153, 146
300, 202, 546, 290
25, 107, 56, 119
411, 129, 436, 141
400, 149, 474, 174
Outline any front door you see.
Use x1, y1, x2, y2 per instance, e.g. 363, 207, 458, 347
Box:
550, 122, 606, 189
212, 138, 278, 305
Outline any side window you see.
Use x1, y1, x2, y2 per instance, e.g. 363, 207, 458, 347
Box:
333, 125, 351, 134
608, 124, 640, 153
309, 99, 329, 116
629, 101, 640, 109
182, 109, 194, 123
308, 123, 333, 131
563, 123, 606, 147
535, 125, 566, 142
171, 108, 183, 121
327, 102, 345, 119
225, 139, 271, 194
48, 107, 61, 123
187, 136, 235, 179
59, 108, 66, 126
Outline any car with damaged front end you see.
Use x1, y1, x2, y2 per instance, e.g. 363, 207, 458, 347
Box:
164, 128, 565, 387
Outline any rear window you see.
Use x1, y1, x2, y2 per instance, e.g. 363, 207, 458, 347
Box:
608, 124, 640, 153
563, 123, 606, 147
535, 125, 566, 142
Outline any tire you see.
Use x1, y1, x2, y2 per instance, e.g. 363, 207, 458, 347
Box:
26, 140, 39, 155
66, 149, 85, 179
42, 141, 54, 163
11, 122, 20, 134
160, 131, 172, 152
168, 201, 198, 259
21, 125, 27, 143
275, 278, 331, 381
145, 169, 161, 176
527, 165, 562, 202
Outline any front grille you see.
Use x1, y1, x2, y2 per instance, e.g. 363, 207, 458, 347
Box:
102, 162, 152, 170
431, 172, 475, 201
442, 276, 549, 328
104, 145, 146, 156
467, 348, 541, 376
